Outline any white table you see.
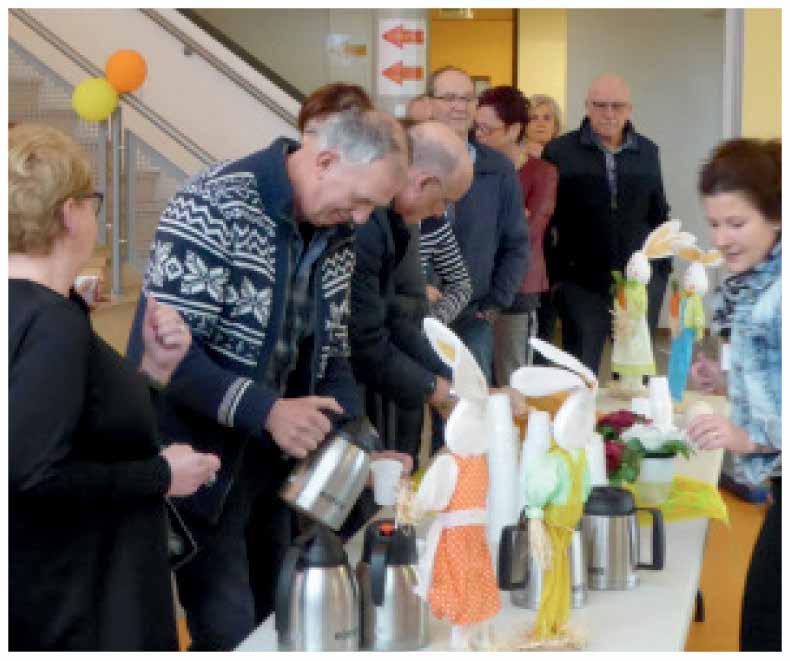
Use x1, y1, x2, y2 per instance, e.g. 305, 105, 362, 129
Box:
238, 390, 726, 652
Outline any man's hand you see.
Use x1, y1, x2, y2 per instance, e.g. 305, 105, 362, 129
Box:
426, 285, 443, 304
140, 295, 192, 386
490, 386, 528, 418
689, 352, 727, 395
265, 396, 345, 458
687, 413, 754, 454
428, 375, 452, 406
476, 308, 500, 325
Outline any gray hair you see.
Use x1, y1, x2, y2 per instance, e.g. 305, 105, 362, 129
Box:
314, 109, 405, 166
528, 94, 563, 137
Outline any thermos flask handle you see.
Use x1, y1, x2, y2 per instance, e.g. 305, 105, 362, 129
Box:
370, 538, 388, 607
497, 525, 527, 590
636, 507, 665, 570
275, 543, 302, 634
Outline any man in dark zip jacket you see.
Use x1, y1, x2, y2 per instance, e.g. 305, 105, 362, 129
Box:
126, 110, 408, 650
542, 73, 671, 375
350, 120, 473, 465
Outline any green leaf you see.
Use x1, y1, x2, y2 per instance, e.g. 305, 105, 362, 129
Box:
625, 437, 644, 453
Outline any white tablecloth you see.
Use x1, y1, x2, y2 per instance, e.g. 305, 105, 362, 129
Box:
237, 389, 726, 652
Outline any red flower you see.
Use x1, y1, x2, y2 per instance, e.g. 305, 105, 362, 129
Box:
597, 409, 649, 434
605, 439, 624, 473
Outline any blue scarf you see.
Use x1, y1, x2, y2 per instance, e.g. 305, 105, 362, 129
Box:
711, 241, 781, 335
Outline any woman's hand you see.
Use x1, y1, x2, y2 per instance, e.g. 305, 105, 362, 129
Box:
161, 443, 221, 497
689, 351, 727, 395
525, 141, 544, 159
686, 413, 754, 453
140, 295, 191, 387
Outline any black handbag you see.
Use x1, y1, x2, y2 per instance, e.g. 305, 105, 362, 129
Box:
164, 498, 197, 571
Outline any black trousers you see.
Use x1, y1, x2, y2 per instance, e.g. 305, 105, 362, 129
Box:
740, 477, 781, 651
554, 274, 667, 375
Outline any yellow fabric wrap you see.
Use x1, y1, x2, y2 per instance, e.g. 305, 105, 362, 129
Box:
624, 474, 729, 526
532, 446, 587, 641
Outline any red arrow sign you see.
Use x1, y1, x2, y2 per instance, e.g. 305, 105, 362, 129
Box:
382, 25, 425, 49
381, 61, 424, 85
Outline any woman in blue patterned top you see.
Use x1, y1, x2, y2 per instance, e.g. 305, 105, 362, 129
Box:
687, 138, 781, 652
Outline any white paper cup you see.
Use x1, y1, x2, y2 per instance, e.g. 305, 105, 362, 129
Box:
648, 376, 673, 428
74, 275, 98, 305
631, 397, 651, 418
370, 458, 403, 507
636, 455, 676, 504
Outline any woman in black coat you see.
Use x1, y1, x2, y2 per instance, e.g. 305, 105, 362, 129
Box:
9, 123, 221, 650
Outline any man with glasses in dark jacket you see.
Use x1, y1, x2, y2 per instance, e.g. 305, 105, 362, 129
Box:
542, 73, 671, 376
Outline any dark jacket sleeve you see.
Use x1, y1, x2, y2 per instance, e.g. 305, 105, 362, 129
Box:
647, 144, 672, 276
481, 165, 530, 310
350, 215, 450, 409
11, 304, 171, 506
648, 145, 671, 229
541, 140, 568, 284
125, 186, 280, 439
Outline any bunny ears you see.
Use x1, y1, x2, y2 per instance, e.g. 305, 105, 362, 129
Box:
676, 244, 723, 267
510, 338, 598, 398
640, 219, 697, 260
424, 317, 488, 403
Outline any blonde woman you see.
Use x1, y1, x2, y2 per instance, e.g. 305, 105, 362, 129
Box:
9, 124, 220, 650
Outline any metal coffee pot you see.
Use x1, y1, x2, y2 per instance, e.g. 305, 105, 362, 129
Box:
275, 524, 359, 651
280, 417, 379, 530
356, 519, 429, 651
582, 486, 665, 590
498, 516, 587, 609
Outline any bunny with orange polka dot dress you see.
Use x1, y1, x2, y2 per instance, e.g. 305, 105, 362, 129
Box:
413, 318, 501, 650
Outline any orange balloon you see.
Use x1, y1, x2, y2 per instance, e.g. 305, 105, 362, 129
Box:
105, 50, 147, 93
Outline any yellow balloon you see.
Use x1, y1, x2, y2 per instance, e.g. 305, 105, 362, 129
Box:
72, 77, 118, 121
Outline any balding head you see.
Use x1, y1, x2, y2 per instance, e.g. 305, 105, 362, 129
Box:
585, 73, 633, 150
394, 120, 473, 225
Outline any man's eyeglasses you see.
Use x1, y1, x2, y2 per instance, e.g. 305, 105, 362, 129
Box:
80, 191, 104, 214
432, 94, 476, 106
589, 100, 630, 112
474, 122, 505, 137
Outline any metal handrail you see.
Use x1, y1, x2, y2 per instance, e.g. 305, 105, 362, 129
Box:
10, 7, 216, 165
141, 8, 299, 128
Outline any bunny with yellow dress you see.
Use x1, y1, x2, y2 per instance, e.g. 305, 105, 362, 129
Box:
507, 338, 598, 646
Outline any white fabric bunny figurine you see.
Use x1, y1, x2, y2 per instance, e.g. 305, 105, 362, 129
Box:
508, 338, 597, 644
413, 318, 501, 650
611, 219, 696, 398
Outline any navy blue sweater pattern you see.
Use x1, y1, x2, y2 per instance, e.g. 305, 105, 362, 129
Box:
127, 138, 360, 522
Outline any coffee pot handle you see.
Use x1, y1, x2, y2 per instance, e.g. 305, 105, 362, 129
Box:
636, 507, 665, 570
497, 524, 527, 590
370, 538, 388, 606
275, 543, 303, 634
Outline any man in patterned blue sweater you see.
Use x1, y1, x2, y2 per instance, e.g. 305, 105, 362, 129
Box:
126, 110, 408, 650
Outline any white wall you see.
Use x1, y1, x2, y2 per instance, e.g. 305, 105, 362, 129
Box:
11, 8, 300, 169
565, 9, 726, 323
194, 8, 330, 96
